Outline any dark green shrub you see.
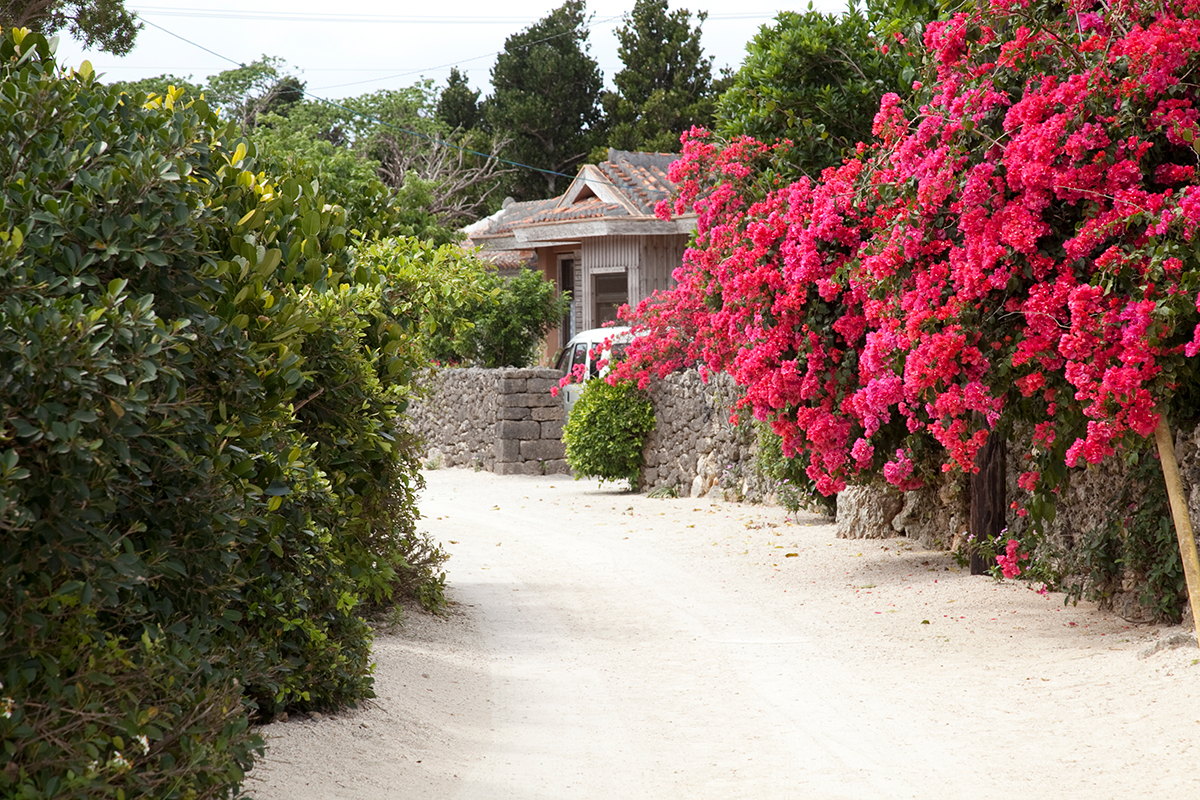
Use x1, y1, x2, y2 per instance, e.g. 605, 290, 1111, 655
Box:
562, 379, 655, 487
0, 33, 269, 797
0, 30, 452, 796
431, 267, 570, 368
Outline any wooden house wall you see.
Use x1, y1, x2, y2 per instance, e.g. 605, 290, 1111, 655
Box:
535, 244, 581, 365
581, 238, 640, 330
638, 235, 685, 301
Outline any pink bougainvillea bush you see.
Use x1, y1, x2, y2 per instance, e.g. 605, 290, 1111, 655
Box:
614, 0, 1200, 503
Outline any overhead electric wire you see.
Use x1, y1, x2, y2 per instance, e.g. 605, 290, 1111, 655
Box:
312, 12, 624, 92
136, 17, 617, 189
130, 5, 625, 92
138, 17, 241, 69
132, 5, 775, 23
113, 5, 774, 90
134, 7, 544, 23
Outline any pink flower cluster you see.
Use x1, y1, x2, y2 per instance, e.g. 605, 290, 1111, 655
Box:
996, 539, 1029, 579
615, 0, 1200, 495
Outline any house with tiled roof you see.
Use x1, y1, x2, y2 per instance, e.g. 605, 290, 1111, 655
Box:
464, 149, 696, 363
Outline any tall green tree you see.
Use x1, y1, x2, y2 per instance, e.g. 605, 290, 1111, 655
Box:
486, 0, 603, 200
715, 0, 932, 178
601, 0, 718, 155
436, 67, 481, 133
204, 55, 305, 133
0, 0, 139, 54
332, 84, 508, 232
115, 66, 507, 239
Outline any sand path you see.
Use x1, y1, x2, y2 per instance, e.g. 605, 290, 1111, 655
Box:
245, 468, 1199, 799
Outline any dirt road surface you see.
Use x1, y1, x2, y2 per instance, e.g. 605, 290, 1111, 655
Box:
246, 468, 1200, 800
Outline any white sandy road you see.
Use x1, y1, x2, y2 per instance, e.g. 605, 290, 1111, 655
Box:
246, 468, 1200, 800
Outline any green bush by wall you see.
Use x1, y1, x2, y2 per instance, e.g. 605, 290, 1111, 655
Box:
563, 379, 655, 487
0, 30, 454, 797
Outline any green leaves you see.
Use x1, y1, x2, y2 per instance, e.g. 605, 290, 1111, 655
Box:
602, 0, 719, 154
301, 209, 322, 237
488, 0, 604, 199
433, 266, 571, 368
563, 379, 656, 487
0, 29, 444, 797
716, 3, 927, 179
0, 449, 29, 481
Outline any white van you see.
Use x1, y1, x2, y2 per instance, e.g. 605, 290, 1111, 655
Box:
554, 326, 632, 417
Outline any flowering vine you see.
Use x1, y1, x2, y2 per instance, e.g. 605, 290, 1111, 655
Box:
614, 0, 1200, 503
996, 538, 1030, 579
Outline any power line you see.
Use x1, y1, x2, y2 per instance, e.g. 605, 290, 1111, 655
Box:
135, 17, 610, 189
139, 17, 241, 69
85, 6, 775, 92
132, 5, 775, 24
135, 7, 546, 24
130, 6, 626, 93
312, 13, 624, 92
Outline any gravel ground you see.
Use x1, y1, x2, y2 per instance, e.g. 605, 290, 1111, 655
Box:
245, 468, 1200, 800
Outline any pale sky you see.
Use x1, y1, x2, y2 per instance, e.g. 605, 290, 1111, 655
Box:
49, 1, 850, 101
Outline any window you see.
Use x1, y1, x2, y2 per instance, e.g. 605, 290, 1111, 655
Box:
557, 341, 589, 376
558, 256, 576, 349
593, 271, 628, 327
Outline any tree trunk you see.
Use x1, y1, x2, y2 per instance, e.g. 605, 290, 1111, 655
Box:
970, 429, 1007, 575
1153, 415, 1200, 639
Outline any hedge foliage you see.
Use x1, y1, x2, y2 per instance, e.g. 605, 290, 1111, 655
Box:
0, 29, 462, 798
562, 379, 655, 487
441, 267, 571, 368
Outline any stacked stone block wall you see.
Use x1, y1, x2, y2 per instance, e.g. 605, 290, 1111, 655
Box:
413, 365, 1200, 590
409, 367, 568, 475
640, 370, 776, 500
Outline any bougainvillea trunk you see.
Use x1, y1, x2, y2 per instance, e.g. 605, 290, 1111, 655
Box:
969, 428, 1006, 575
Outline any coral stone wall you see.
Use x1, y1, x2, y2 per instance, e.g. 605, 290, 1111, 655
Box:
640, 370, 753, 497
413, 367, 1200, 584
412, 366, 766, 495
409, 367, 568, 475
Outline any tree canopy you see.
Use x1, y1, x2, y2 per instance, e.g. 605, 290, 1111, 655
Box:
436, 67, 482, 133
715, 1, 928, 178
435, 268, 572, 368
0, 0, 139, 54
486, 0, 603, 200
600, 0, 719, 155
112, 60, 507, 243
204, 55, 305, 133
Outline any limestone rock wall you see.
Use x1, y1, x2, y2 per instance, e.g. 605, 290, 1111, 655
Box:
1175, 424, 1200, 551
412, 366, 769, 497
835, 475, 970, 551
834, 422, 1200, 623
640, 370, 758, 498
409, 367, 568, 475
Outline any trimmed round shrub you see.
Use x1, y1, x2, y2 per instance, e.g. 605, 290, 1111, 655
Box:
562, 379, 655, 487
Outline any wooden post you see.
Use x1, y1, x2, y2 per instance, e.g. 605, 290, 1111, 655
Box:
970, 427, 1007, 575
1152, 415, 1200, 640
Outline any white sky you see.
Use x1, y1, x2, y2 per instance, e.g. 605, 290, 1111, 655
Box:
49, 1, 850, 101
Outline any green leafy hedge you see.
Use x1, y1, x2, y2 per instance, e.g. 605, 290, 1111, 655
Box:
0, 30, 459, 797
427, 266, 570, 368
562, 379, 655, 487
